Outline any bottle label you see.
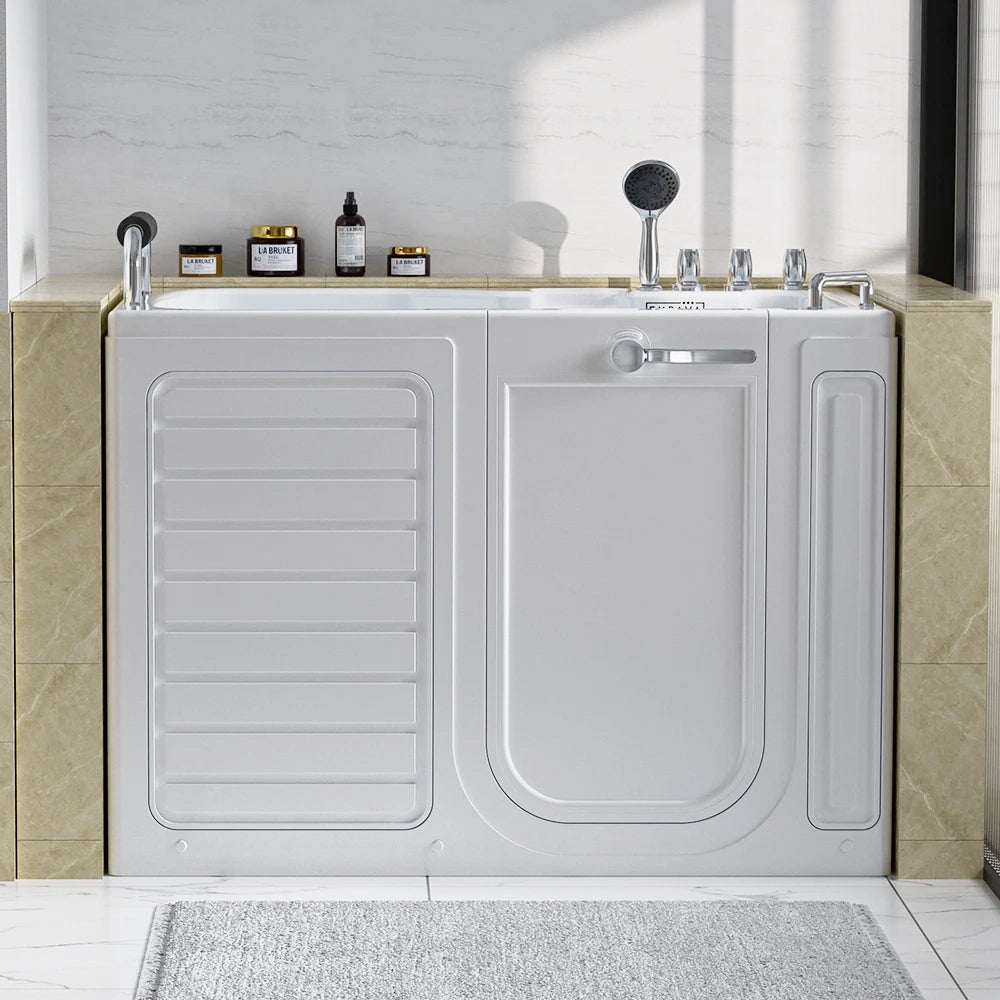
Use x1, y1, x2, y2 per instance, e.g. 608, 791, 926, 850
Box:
390, 256, 428, 276
337, 226, 366, 266
180, 256, 219, 275
250, 243, 299, 272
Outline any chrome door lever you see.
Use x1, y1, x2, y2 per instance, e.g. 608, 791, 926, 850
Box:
611, 337, 757, 373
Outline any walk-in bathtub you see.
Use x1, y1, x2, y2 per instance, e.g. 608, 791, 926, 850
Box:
106, 285, 897, 875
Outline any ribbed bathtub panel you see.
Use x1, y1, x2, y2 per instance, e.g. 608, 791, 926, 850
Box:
971, 0, 1000, 896
146, 372, 434, 830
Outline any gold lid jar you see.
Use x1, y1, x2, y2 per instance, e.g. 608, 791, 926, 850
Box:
250, 225, 300, 240
387, 245, 431, 277
247, 224, 304, 277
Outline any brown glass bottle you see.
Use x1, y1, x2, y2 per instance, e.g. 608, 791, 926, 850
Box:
335, 191, 366, 276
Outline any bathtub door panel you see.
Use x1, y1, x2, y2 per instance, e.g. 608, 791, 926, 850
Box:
487, 312, 767, 825
148, 371, 434, 829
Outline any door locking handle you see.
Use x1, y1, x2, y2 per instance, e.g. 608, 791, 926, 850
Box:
610, 336, 757, 373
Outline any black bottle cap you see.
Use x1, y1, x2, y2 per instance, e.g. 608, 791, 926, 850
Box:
343, 191, 358, 215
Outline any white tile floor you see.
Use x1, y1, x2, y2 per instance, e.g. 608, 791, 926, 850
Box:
0, 876, 995, 997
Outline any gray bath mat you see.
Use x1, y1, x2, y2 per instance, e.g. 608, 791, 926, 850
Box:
135, 898, 922, 1000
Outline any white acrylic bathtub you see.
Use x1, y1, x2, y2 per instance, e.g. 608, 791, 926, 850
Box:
150, 286, 822, 311
107, 287, 896, 875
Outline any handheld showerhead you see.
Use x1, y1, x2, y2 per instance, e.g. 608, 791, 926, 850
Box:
623, 160, 680, 289
623, 160, 679, 212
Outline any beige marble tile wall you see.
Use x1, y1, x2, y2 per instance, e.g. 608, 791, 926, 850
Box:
0, 312, 14, 881
10, 278, 119, 878
5, 274, 991, 878
878, 277, 993, 877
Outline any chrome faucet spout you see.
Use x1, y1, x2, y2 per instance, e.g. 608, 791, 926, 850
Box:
117, 212, 158, 310
121, 226, 144, 311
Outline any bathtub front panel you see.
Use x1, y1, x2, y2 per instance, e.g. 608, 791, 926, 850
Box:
106, 301, 896, 875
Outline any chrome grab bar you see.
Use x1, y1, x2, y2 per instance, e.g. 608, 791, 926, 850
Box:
611, 336, 757, 373
807, 270, 875, 310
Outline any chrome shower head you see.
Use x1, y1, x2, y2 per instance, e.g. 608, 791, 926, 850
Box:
623, 160, 680, 290
623, 160, 680, 213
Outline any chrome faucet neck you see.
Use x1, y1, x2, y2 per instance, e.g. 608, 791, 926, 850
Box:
121, 225, 145, 310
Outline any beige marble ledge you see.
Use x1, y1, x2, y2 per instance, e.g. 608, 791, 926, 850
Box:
15, 662, 104, 842
17, 840, 103, 879
873, 273, 991, 313
896, 662, 986, 841
10, 274, 122, 312
155, 274, 633, 290
895, 839, 985, 879
157, 273, 801, 290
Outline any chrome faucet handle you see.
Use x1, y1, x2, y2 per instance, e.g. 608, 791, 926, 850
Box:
674, 248, 703, 291
726, 248, 753, 290
782, 248, 807, 289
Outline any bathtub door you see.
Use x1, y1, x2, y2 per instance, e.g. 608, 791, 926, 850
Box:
484, 310, 767, 827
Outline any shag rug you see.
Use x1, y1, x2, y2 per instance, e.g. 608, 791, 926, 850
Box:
135, 898, 922, 1000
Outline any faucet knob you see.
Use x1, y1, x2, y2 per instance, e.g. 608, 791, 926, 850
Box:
782, 248, 807, 289
726, 248, 753, 290
674, 248, 703, 291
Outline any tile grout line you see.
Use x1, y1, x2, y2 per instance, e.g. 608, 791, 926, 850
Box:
886, 878, 968, 998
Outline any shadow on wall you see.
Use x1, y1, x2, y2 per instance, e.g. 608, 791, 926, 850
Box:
508, 202, 569, 276
18, 241, 38, 291
43, 0, 870, 276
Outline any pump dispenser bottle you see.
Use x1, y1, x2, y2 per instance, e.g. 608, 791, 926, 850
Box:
335, 191, 366, 277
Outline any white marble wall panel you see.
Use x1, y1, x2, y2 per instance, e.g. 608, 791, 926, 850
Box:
8, 0, 48, 298
47, 0, 915, 278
